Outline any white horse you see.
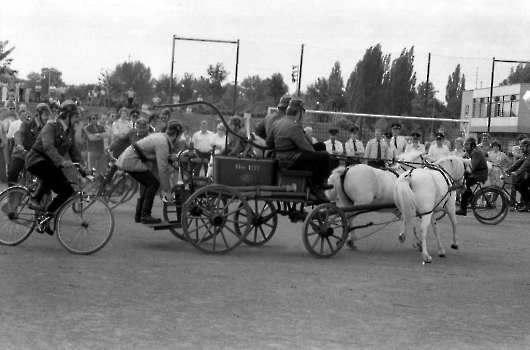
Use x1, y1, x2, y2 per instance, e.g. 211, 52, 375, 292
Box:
327, 151, 424, 248
393, 156, 465, 263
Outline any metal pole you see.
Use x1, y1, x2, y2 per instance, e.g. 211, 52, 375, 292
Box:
232, 39, 240, 115
487, 57, 495, 133
297, 44, 304, 96
168, 35, 176, 104
425, 53, 431, 142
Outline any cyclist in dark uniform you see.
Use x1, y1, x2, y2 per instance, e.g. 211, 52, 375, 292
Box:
456, 137, 488, 216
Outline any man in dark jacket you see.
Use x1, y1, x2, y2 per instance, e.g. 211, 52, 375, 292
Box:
506, 138, 530, 211
254, 94, 291, 140
456, 137, 489, 216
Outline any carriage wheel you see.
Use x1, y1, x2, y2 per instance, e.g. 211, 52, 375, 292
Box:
471, 187, 508, 225
234, 199, 278, 246
302, 203, 348, 258
182, 185, 252, 253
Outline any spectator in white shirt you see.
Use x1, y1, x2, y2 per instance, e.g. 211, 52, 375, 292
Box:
405, 132, 426, 153
191, 120, 214, 176
389, 122, 407, 157
426, 132, 450, 161
345, 125, 364, 166
112, 107, 132, 139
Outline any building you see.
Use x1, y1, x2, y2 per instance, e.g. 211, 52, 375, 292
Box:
460, 83, 530, 152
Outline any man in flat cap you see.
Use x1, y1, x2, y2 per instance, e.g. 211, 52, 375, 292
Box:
266, 98, 331, 204
254, 94, 291, 141
405, 131, 426, 153
426, 132, 449, 161
345, 125, 364, 166
389, 122, 407, 158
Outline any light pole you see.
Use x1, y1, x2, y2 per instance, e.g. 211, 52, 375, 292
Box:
430, 90, 439, 137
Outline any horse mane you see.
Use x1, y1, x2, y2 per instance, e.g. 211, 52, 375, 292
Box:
435, 155, 465, 180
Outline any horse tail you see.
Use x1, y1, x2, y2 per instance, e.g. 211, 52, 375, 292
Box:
394, 174, 418, 237
327, 166, 347, 203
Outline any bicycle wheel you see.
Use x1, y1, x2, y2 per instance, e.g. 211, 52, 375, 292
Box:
121, 175, 138, 204
471, 187, 508, 225
0, 187, 36, 245
106, 175, 132, 209
55, 195, 114, 254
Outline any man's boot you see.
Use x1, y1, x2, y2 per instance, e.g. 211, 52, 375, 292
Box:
135, 198, 143, 223
141, 200, 161, 224
310, 185, 330, 205
455, 190, 470, 216
29, 184, 47, 211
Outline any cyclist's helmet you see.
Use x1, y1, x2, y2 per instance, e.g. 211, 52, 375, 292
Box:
36, 103, 51, 115
58, 100, 79, 119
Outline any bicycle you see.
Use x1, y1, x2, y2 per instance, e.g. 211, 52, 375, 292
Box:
81, 150, 138, 209
495, 171, 529, 212
0, 163, 115, 254
453, 179, 509, 225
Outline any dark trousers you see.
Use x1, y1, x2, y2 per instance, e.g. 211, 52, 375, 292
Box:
287, 151, 331, 186
7, 156, 25, 186
126, 170, 160, 216
193, 150, 210, 177
27, 161, 75, 214
461, 175, 481, 208
514, 177, 530, 204
127, 98, 133, 109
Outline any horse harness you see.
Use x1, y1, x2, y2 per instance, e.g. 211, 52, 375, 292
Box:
403, 162, 462, 218
339, 165, 399, 204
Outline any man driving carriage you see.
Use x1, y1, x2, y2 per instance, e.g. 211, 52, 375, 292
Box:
455, 137, 488, 216
265, 98, 331, 204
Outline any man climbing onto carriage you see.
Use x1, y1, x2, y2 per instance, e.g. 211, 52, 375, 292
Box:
456, 137, 488, 216
266, 98, 331, 204
505, 138, 530, 212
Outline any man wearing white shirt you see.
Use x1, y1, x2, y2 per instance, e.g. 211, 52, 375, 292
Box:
426, 132, 450, 161
112, 107, 133, 139
389, 122, 407, 158
324, 129, 343, 155
405, 132, 426, 153
345, 125, 364, 166
191, 120, 214, 176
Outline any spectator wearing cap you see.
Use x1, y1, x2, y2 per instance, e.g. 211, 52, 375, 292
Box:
158, 109, 171, 132
389, 123, 407, 157
109, 118, 151, 158
254, 94, 291, 141
130, 109, 141, 128
112, 107, 133, 140
266, 98, 331, 204
426, 132, 450, 162
191, 120, 215, 176
324, 129, 344, 155
364, 128, 389, 168
117, 119, 184, 224
345, 125, 364, 166
405, 132, 425, 153
430, 127, 452, 152
84, 113, 109, 176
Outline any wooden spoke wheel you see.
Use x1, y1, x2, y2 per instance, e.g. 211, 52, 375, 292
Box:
302, 203, 348, 258
234, 199, 278, 246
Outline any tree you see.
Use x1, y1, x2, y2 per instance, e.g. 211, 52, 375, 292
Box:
306, 77, 329, 110
501, 63, 530, 85
177, 73, 196, 102
40, 68, 64, 95
266, 73, 289, 103
207, 62, 228, 104
0, 40, 17, 77
445, 64, 466, 118
388, 47, 416, 116
241, 75, 267, 102
153, 73, 177, 102
328, 61, 346, 111
112, 61, 153, 104
345, 44, 387, 114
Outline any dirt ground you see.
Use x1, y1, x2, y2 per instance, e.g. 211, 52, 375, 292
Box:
1, 198, 529, 350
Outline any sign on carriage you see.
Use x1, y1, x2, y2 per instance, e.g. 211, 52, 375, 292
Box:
214, 156, 277, 187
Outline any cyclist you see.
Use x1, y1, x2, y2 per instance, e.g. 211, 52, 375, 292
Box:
506, 138, 530, 211
25, 100, 86, 231
456, 137, 488, 216
116, 119, 184, 224
7, 103, 51, 186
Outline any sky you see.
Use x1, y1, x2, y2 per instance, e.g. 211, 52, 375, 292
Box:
2, 0, 530, 101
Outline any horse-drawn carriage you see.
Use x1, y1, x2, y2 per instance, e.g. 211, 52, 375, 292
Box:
145, 101, 510, 262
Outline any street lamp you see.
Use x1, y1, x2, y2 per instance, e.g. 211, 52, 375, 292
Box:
430, 90, 439, 137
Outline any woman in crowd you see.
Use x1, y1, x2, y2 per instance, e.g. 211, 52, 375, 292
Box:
450, 137, 466, 158
487, 139, 511, 187
211, 123, 227, 155
224, 116, 248, 156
